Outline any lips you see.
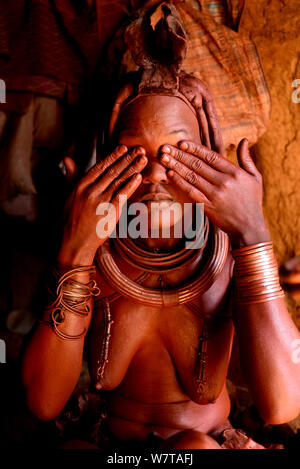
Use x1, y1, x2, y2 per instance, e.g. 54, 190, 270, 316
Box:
140, 192, 174, 202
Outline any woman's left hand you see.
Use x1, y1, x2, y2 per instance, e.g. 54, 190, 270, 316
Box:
159, 138, 270, 248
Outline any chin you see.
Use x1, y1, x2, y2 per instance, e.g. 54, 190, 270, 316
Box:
148, 201, 183, 224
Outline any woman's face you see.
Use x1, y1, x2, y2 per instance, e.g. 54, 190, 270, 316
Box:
114, 95, 201, 249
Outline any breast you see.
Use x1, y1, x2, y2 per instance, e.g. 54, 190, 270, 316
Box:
88, 297, 169, 391
115, 333, 191, 403
165, 305, 234, 404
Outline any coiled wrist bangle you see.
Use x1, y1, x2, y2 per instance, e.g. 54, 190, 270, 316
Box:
39, 265, 100, 340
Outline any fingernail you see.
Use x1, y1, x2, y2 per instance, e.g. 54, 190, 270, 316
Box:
167, 170, 174, 177
179, 142, 188, 150
162, 145, 170, 153
161, 154, 170, 162
138, 155, 147, 163
134, 173, 142, 180
59, 160, 67, 176
118, 145, 127, 153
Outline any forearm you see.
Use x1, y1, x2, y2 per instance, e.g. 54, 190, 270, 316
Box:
22, 317, 88, 420
22, 263, 96, 420
22, 143, 146, 420
160, 137, 300, 423
231, 238, 300, 424
233, 297, 300, 424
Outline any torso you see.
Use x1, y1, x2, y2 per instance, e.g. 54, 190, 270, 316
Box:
88, 243, 235, 441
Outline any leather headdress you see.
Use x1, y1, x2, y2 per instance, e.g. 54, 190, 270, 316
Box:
108, 2, 224, 156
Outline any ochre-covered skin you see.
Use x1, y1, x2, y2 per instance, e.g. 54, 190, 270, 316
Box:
22, 93, 300, 449
87, 96, 233, 442
89, 251, 234, 441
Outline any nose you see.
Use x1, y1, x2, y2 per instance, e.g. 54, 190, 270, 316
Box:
142, 160, 168, 184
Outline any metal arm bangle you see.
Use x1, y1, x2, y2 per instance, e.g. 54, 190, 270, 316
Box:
40, 265, 100, 340
231, 242, 284, 305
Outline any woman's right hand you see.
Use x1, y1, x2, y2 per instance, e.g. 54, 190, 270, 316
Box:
57, 145, 147, 267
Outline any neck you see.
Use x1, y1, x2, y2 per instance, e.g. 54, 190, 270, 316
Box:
133, 234, 185, 251
111, 219, 210, 288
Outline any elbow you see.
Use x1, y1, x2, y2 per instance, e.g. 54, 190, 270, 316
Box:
22, 370, 65, 421
259, 404, 300, 425
30, 408, 56, 422
25, 393, 60, 421
23, 375, 63, 421
23, 379, 57, 421
263, 411, 300, 426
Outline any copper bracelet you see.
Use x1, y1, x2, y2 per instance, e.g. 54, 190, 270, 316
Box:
232, 241, 284, 305
40, 265, 100, 340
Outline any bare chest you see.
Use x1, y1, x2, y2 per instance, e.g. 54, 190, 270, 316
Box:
88, 259, 234, 403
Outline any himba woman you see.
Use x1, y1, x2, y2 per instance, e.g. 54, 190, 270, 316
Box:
22, 3, 300, 449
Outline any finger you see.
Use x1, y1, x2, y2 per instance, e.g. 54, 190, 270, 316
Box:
237, 138, 259, 177
92, 146, 146, 193
111, 173, 143, 214
198, 107, 211, 148
179, 75, 224, 155
104, 154, 148, 199
159, 153, 213, 197
80, 145, 128, 189
193, 79, 224, 155
108, 82, 134, 139
63, 156, 77, 182
202, 96, 225, 156
177, 141, 236, 174
159, 145, 222, 184
167, 170, 210, 204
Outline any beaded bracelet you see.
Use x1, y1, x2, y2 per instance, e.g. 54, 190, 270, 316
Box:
231, 241, 285, 305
